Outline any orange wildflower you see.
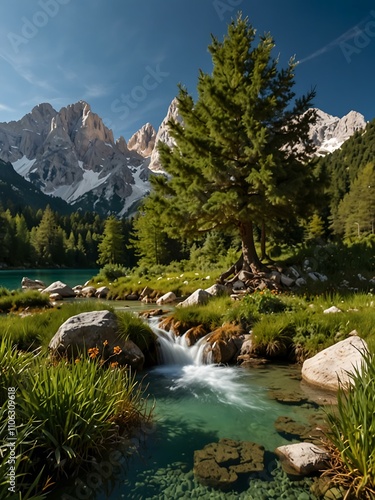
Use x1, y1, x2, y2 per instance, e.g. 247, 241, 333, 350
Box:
113, 346, 122, 355
110, 362, 119, 368
88, 347, 100, 359
103, 340, 109, 346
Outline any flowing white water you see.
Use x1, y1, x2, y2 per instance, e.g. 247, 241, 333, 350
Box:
150, 317, 211, 366
149, 318, 267, 411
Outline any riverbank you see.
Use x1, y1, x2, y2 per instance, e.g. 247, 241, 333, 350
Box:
1, 274, 374, 498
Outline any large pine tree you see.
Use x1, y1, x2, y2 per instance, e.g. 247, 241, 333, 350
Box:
150, 15, 319, 277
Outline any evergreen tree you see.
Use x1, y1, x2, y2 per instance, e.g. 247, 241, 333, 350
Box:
149, 15, 318, 277
97, 216, 126, 265
14, 214, 31, 264
32, 206, 64, 265
333, 162, 375, 238
306, 214, 325, 242
131, 209, 170, 266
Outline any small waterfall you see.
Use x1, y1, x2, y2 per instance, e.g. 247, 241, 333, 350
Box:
149, 318, 211, 366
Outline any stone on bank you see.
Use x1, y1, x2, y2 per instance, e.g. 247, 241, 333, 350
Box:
48, 309, 144, 371
301, 335, 368, 392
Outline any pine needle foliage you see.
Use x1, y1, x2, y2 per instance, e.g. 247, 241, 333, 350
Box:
147, 14, 321, 272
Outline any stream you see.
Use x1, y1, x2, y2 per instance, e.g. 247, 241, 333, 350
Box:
59, 317, 326, 499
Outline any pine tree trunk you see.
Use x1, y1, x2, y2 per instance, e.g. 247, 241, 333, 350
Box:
218, 220, 265, 283
261, 220, 266, 261
239, 220, 263, 273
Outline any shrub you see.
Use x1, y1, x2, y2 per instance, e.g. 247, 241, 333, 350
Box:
324, 348, 375, 499
98, 263, 129, 281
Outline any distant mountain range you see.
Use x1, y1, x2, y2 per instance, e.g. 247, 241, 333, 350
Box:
0, 99, 367, 216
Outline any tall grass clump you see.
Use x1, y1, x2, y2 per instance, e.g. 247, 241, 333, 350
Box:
324, 349, 375, 499
0, 401, 50, 500
0, 335, 34, 401
116, 311, 156, 352
0, 333, 152, 498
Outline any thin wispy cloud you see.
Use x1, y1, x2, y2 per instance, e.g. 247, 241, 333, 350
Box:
83, 83, 113, 99
298, 14, 373, 64
0, 103, 15, 113
0, 50, 56, 92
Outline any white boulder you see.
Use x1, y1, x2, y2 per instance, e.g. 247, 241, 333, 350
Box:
301, 336, 368, 391
177, 289, 212, 308
275, 442, 329, 475
156, 291, 177, 305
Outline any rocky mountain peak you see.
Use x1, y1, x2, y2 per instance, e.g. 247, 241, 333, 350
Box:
309, 108, 366, 155
128, 122, 156, 157
149, 97, 182, 171
0, 101, 150, 216
115, 136, 129, 155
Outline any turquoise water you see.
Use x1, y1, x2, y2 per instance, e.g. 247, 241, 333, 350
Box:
57, 325, 324, 499
0, 268, 97, 290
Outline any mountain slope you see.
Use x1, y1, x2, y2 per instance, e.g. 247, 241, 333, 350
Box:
0, 102, 150, 216
317, 117, 375, 209
0, 159, 72, 213
308, 109, 366, 155
0, 99, 367, 216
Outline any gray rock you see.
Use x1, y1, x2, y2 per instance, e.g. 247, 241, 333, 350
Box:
301, 336, 368, 391
81, 286, 97, 297
176, 289, 212, 308
323, 305, 342, 314
156, 291, 176, 305
295, 277, 307, 287
275, 442, 329, 475
280, 274, 295, 287
95, 286, 109, 298
21, 277, 46, 290
48, 310, 144, 370
42, 281, 76, 298
205, 284, 229, 296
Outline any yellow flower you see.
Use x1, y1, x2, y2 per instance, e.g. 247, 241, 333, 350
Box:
88, 347, 100, 359
75, 358, 80, 364
110, 362, 119, 368
113, 345, 122, 355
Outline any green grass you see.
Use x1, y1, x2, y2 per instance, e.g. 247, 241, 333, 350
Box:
0, 336, 151, 498
0, 301, 112, 350
0, 289, 50, 314
116, 311, 156, 352
172, 296, 233, 331
324, 349, 375, 499
93, 269, 220, 299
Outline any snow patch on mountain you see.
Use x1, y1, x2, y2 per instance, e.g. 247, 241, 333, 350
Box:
12, 156, 36, 177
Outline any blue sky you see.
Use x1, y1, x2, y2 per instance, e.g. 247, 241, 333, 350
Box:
0, 0, 375, 141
